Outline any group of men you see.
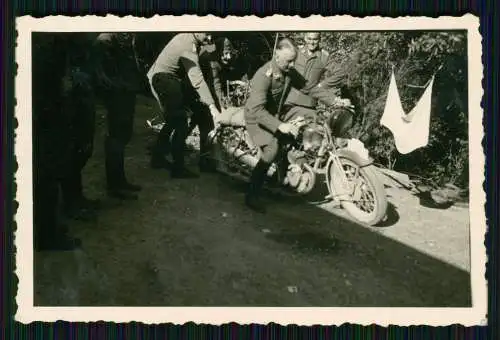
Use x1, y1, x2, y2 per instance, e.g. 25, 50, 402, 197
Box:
32, 31, 347, 251
147, 32, 347, 212
33, 32, 150, 251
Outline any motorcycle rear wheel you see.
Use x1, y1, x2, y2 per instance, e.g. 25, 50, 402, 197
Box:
328, 156, 388, 226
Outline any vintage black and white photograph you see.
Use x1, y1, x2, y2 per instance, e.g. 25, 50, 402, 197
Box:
15, 15, 486, 325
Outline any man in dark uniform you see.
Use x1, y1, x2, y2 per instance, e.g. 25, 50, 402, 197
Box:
94, 33, 143, 200
59, 33, 101, 220
186, 36, 248, 171
284, 32, 352, 129
32, 33, 81, 251
244, 38, 339, 213
284, 33, 333, 115
147, 33, 221, 178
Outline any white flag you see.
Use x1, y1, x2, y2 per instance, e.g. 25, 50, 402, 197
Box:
380, 69, 434, 155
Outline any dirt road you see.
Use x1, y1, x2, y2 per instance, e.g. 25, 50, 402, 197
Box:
34, 96, 472, 307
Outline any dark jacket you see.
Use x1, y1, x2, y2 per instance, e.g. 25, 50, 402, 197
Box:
93, 33, 142, 92
32, 34, 72, 179
199, 44, 224, 111
285, 46, 347, 108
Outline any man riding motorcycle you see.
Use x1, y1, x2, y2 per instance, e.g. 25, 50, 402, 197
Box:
243, 38, 342, 213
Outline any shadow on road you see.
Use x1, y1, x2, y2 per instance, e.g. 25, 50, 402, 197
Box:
33, 96, 472, 308
212, 172, 471, 307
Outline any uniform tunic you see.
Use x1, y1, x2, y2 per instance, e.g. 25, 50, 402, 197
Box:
198, 42, 251, 111
244, 61, 308, 148
94, 33, 141, 144
285, 46, 331, 108
147, 33, 215, 110
285, 46, 347, 109
32, 33, 71, 180
198, 43, 224, 111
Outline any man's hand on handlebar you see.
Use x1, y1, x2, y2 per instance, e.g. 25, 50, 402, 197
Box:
278, 122, 299, 139
332, 97, 354, 110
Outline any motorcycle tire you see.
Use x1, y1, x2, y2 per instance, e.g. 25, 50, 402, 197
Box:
328, 156, 388, 226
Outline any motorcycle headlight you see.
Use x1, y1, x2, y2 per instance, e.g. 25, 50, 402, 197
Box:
302, 126, 324, 151
328, 108, 354, 138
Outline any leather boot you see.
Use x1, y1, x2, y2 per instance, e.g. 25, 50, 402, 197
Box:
150, 123, 173, 169
106, 137, 138, 200
245, 160, 270, 213
171, 122, 199, 179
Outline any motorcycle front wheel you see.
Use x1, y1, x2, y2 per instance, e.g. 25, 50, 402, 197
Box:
328, 156, 388, 226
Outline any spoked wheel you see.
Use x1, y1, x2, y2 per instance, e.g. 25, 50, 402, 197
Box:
328, 156, 388, 226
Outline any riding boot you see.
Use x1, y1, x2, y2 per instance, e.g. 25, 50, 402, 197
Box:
199, 135, 217, 173
119, 152, 142, 192
106, 136, 138, 200
61, 169, 97, 221
245, 160, 270, 213
170, 118, 199, 179
150, 122, 173, 169
69, 170, 101, 210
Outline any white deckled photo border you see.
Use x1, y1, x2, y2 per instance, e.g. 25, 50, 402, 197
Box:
14, 14, 486, 326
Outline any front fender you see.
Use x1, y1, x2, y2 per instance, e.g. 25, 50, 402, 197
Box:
325, 148, 374, 201
336, 149, 374, 168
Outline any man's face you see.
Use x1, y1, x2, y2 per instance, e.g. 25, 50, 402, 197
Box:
304, 33, 321, 52
194, 33, 212, 45
219, 39, 235, 65
275, 47, 297, 73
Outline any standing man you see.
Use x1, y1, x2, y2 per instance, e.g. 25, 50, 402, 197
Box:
244, 38, 320, 213
147, 33, 221, 178
33, 33, 81, 251
94, 33, 143, 200
186, 36, 247, 172
283, 32, 347, 120
59, 33, 101, 221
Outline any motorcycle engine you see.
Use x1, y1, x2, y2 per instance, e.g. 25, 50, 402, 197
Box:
285, 147, 316, 194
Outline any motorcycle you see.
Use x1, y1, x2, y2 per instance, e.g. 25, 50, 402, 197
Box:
207, 81, 388, 226
145, 80, 388, 226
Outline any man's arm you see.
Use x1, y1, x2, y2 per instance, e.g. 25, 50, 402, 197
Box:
180, 50, 216, 107
245, 70, 282, 134
288, 68, 310, 93
209, 60, 224, 110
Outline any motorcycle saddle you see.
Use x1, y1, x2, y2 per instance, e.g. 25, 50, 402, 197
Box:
218, 106, 246, 127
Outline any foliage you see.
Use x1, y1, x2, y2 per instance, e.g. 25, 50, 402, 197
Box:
132, 31, 470, 189
285, 31, 469, 189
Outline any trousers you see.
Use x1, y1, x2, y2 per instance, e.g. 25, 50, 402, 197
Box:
60, 85, 96, 208
254, 105, 316, 164
151, 72, 214, 168
100, 88, 137, 189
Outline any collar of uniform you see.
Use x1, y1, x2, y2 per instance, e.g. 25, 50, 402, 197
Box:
190, 34, 200, 53
265, 60, 284, 80
303, 48, 321, 58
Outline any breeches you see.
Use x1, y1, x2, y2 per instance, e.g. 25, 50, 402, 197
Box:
253, 105, 317, 164
152, 72, 214, 157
